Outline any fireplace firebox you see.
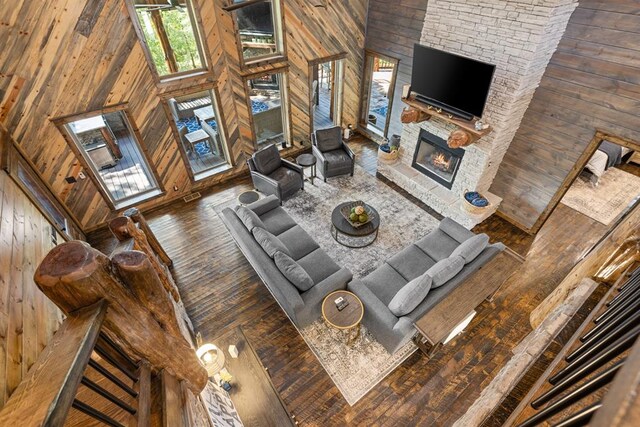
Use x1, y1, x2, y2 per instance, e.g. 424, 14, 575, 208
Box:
411, 129, 465, 189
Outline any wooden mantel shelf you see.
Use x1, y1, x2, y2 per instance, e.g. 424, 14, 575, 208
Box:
402, 96, 492, 146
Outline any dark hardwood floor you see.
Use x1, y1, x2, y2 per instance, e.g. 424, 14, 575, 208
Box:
89, 135, 611, 426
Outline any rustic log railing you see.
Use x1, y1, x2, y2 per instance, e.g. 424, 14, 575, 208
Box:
508, 265, 640, 426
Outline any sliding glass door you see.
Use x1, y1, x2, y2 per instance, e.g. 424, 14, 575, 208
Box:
361, 52, 398, 138
246, 71, 290, 148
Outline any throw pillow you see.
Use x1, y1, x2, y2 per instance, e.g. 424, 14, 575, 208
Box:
236, 206, 265, 232
427, 255, 465, 288
274, 251, 314, 291
388, 273, 433, 317
253, 227, 289, 258
252, 144, 281, 175
451, 234, 489, 264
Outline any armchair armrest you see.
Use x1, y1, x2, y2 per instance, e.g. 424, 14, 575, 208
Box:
282, 158, 303, 174
250, 171, 281, 200
246, 194, 281, 216
312, 144, 327, 163
341, 140, 355, 160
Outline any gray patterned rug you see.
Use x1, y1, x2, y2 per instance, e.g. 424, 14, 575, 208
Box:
281, 166, 439, 405
561, 167, 640, 225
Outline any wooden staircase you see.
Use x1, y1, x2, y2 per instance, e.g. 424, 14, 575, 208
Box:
0, 209, 216, 426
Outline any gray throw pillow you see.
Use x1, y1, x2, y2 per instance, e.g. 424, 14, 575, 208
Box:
252, 144, 281, 175
451, 233, 489, 264
315, 127, 342, 152
274, 251, 314, 291
388, 273, 433, 317
236, 206, 265, 231
253, 227, 289, 258
426, 255, 465, 288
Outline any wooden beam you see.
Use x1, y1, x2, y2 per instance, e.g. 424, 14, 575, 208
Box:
161, 370, 186, 427
33, 241, 208, 392
130, 360, 151, 427
124, 207, 172, 268
150, 9, 179, 74
0, 301, 107, 427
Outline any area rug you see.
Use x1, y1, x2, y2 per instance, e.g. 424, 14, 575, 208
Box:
214, 165, 440, 405
561, 167, 640, 225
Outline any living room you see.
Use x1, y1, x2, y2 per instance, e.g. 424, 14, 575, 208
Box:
1, 1, 639, 426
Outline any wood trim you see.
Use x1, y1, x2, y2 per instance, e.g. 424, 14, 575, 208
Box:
308, 52, 348, 67
124, 0, 210, 84
528, 130, 640, 234
222, 0, 266, 12
0, 300, 108, 427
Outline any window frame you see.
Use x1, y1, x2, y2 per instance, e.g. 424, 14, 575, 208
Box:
126, 0, 210, 83
359, 50, 400, 140
160, 82, 234, 182
243, 67, 292, 150
308, 52, 347, 135
53, 105, 165, 211
227, 0, 286, 68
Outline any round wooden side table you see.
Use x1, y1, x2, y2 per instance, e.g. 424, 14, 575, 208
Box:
322, 290, 364, 345
296, 153, 317, 185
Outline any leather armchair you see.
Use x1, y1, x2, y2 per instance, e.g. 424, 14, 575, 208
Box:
312, 126, 355, 182
247, 144, 304, 202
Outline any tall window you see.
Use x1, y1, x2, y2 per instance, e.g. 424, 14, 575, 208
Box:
165, 88, 232, 180
131, 0, 206, 78
246, 72, 289, 148
61, 110, 161, 209
232, 0, 284, 65
361, 53, 398, 138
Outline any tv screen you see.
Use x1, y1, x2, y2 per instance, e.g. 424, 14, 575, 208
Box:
411, 44, 495, 118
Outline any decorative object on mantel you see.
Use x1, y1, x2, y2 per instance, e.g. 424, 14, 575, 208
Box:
402, 96, 492, 146
447, 129, 471, 148
462, 190, 491, 215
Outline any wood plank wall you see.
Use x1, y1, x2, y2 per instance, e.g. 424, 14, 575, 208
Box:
364, 0, 428, 139
491, 0, 640, 231
0, 0, 366, 232
0, 170, 64, 409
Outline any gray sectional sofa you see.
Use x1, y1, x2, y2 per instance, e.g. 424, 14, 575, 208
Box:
220, 195, 352, 328
348, 218, 505, 353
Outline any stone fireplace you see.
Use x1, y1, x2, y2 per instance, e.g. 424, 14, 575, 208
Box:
377, 0, 578, 228
412, 129, 464, 190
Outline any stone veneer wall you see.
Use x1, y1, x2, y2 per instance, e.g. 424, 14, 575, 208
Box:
379, 0, 578, 226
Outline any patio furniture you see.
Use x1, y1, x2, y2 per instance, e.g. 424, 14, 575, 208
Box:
331, 201, 380, 248
312, 126, 355, 182
296, 153, 317, 185
194, 105, 215, 125
247, 144, 304, 202
179, 127, 212, 156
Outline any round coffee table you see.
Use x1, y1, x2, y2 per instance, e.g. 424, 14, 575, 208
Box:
331, 202, 380, 248
322, 290, 364, 345
237, 190, 260, 206
296, 153, 317, 185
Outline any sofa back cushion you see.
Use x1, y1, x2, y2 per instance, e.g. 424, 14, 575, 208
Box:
274, 251, 314, 291
314, 127, 342, 152
388, 273, 433, 317
451, 233, 489, 264
252, 144, 281, 175
236, 206, 265, 231
427, 255, 465, 288
253, 227, 289, 258
439, 217, 474, 243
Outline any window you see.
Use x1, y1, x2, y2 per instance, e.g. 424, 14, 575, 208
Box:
165, 88, 232, 180
232, 0, 284, 65
360, 53, 398, 138
246, 72, 290, 148
131, 0, 206, 78
61, 110, 161, 209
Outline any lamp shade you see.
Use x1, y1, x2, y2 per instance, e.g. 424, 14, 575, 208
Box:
196, 343, 226, 377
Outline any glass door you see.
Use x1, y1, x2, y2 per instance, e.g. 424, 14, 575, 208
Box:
361, 53, 398, 138
311, 59, 344, 131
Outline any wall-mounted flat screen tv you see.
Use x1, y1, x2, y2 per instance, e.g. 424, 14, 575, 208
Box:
411, 44, 495, 120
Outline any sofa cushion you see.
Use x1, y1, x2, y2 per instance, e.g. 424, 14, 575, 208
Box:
388, 273, 433, 317
439, 217, 474, 243
315, 127, 342, 152
252, 144, 281, 175
274, 251, 314, 291
451, 234, 489, 264
277, 225, 320, 260
323, 149, 352, 172
362, 263, 408, 305
252, 227, 289, 258
296, 248, 341, 284
268, 167, 303, 196
386, 244, 437, 282
414, 228, 460, 261
427, 255, 465, 288
236, 206, 265, 232
259, 207, 298, 235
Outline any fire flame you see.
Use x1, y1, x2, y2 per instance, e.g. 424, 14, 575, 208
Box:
432, 152, 451, 170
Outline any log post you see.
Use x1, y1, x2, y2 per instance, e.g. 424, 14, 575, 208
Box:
34, 241, 207, 393
124, 207, 173, 268
109, 215, 179, 302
